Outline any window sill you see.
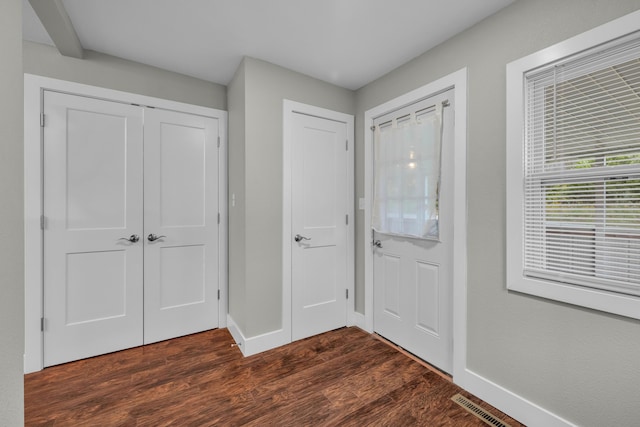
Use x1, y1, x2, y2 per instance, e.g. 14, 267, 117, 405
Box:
507, 276, 640, 321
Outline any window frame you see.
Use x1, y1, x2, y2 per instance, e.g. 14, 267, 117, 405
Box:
506, 10, 640, 320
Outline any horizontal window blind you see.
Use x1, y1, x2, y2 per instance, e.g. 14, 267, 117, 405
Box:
524, 32, 640, 296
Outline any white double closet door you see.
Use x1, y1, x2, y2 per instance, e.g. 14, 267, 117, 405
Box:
43, 91, 219, 367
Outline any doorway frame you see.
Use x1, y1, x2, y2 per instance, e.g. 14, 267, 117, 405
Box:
283, 100, 356, 345
24, 74, 228, 373
362, 68, 468, 382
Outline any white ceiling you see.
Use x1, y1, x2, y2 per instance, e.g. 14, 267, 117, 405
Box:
23, 0, 515, 90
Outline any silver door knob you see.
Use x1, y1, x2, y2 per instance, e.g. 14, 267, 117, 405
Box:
373, 239, 383, 248
147, 234, 166, 242
119, 234, 139, 243
294, 234, 311, 242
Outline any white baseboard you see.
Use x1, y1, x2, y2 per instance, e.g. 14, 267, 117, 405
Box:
225, 315, 245, 352
226, 314, 290, 357
459, 369, 575, 427
352, 311, 372, 333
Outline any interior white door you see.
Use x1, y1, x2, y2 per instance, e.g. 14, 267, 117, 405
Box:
43, 91, 144, 367
143, 108, 219, 344
291, 112, 349, 341
373, 89, 455, 373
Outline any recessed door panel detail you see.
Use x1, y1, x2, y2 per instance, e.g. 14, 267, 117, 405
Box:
373, 89, 454, 374
65, 250, 127, 325
160, 123, 206, 228
44, 91, 144, 367
383, 254, 401, 318
302, 246, 337, 308
144, 108, 219, 345
66, 109, 127, 230
416, 261, 439, 336
160, 245, 205, 309
303, 127, 337, 228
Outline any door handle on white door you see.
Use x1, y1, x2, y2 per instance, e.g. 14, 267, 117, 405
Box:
373, 240, 383, 248
294, 234, 311, 242
147, 234, 166, 242
119, 234, 140, 243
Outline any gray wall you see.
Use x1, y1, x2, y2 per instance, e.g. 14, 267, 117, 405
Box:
228, 59, 247, 333
229, 57, 355, 337
355, 1, 640, 425
0, 0, 24, 425
23, 41, 227, 110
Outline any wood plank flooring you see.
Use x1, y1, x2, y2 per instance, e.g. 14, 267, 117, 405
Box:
25, 327, 524, 426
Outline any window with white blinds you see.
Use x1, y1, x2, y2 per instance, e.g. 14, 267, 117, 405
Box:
523, 33, 640, 297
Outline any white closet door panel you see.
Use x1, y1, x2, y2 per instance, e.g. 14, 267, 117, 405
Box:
159, 123, 206, 227
159, 245, 206, 308
65, 109, 126, 229
65, 251, 127, 324
143, 108, 219, 344
43, 91, 144, 367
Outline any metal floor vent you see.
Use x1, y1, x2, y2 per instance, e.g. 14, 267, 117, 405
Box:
451, 394, 511, 427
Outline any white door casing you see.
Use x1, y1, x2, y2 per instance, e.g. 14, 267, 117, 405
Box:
291, 112, 349, 341
143, 108, 219, 344
372, 89, 455, 374
43, 91, 144, 366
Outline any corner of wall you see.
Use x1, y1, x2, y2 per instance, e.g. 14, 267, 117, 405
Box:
1, 0, 25, 425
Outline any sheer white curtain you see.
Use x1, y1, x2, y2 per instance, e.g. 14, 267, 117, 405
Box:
372, 106, 443, 240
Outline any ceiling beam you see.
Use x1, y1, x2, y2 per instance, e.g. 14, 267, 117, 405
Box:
28, 0, 84, 59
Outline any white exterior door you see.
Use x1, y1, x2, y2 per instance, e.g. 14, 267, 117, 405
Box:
43, 91, 144, 367
291, 112, 349, 341
143, 109, 219, 344
373, 89, 455, 373
43, 92, 220, 366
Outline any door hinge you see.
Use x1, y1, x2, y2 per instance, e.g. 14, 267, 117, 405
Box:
40, 113, 45, 127
218, 289, 221, 300
345, 139, 348, 151
346, 214, 349, 225
40, 215, 45, 230
217, 136, 221, 148
346, 289, 349, 299
40, 317, 45, 331
217, 212, 220, 224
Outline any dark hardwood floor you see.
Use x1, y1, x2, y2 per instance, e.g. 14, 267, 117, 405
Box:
25, 327, 524, 426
